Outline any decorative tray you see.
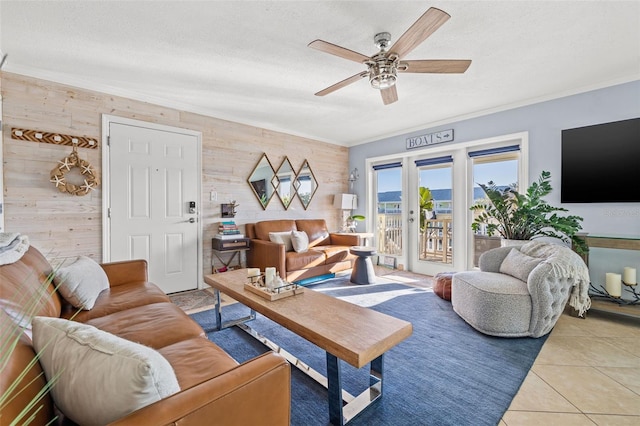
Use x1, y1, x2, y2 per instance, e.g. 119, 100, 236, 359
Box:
244, 281, 304, 301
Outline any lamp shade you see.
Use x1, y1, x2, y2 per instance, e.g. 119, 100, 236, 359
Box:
333, 193, 357, 210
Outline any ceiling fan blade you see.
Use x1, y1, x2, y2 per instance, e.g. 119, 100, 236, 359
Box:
308, 40, 370, 63
380, 85, 398, 105
315, 72, 369, 96
390, 7, 450, 59
399, 59, 471, 73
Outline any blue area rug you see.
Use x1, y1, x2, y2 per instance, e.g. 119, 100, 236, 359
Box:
190, 279, 547, 426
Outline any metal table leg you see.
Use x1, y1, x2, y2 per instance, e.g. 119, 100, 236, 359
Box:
211, 289, 255, 331
211, 296, 385, 425
327, 353, 384, 425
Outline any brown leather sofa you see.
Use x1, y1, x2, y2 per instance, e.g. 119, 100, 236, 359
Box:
1, 246, 290, 426
245, 219, 360, 282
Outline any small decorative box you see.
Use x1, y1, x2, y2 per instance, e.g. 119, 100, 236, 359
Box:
212, 237, 250, 251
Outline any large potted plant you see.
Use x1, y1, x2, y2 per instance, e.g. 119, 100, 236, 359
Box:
470, 171, 587, 254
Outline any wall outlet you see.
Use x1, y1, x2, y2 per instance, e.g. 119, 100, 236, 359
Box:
210, 191, 217, 201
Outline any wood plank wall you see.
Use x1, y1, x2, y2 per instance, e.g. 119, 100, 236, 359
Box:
0, 72, 349, 280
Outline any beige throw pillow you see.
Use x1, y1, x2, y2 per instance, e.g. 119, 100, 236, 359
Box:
32, 317, 180, 425
269, 231, 294, 252
54, 256, 110, 310
499, 248, 543, 282
291, 230, 309, 253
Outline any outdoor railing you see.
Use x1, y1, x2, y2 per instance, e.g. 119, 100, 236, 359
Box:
420, 218, 453, 264
376, 209, 501, 266
376, 213, 453, 263
377, 213, 403, 255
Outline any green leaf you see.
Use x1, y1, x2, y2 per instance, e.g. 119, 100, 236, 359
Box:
470, 171, 586, 254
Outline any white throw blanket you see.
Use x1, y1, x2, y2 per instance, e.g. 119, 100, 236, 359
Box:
0, 232, 30, 265
520, 240, 591, 317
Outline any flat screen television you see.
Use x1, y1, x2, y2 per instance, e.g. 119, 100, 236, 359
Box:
561, 117, 640, 203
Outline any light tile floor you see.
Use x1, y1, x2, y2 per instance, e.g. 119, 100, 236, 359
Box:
500, 309, 640, 425
352, 268, 640, 425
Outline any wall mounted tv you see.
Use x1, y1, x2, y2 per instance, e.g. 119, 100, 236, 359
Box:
561, 117, 640, 203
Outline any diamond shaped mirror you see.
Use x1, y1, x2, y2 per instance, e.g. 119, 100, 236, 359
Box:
274, 157, 297, 210
295, 160, 318, 210
247, 154, 276, 210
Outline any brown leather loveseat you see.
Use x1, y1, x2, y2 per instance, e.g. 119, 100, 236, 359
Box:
1, 246, 290, 425
245, 219, 360, 282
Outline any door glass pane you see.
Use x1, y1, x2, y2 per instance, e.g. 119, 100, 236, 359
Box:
375, 167, 402, 256
418, 165, 453, 264
472, 155, 518, 266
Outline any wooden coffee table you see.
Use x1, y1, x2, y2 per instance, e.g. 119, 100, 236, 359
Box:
204, 269, 412, 425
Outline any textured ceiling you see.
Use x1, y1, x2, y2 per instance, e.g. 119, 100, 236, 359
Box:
1, 1, 639, 146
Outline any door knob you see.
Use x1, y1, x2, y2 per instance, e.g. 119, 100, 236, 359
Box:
187, 217, 196, 223
408, 218, 415, 223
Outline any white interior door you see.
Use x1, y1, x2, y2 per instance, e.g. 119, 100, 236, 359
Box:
105, 119, 201, 294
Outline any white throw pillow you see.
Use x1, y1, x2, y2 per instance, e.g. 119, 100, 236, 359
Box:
54, 256, 110, 310
269, 231, 294, 252
291, 230, 309, 253
499, 248, 542, 282
32, 317, 180, 425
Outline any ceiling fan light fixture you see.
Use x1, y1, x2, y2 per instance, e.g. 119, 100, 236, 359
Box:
370, 70, 396, 90
367, 53, 399, 90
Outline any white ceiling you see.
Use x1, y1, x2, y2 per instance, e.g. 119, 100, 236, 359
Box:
1, 1, 639, 146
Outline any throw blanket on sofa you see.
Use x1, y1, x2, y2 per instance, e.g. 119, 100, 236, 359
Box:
0, 233, 30, 265
521, 240, 591, 317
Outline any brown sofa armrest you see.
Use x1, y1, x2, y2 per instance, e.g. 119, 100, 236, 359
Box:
109, 352, 291, 426
329, 233, 360, 247
246, 240, 287, 279
100, 259, 148, 287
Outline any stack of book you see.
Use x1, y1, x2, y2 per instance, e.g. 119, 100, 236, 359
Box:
215, 221, 244, 239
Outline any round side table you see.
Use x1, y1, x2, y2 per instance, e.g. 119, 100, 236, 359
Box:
349, 246, 377, 285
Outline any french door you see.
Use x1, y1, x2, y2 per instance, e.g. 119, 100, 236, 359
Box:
369, 133, 525, 275
409, 156, 456, 276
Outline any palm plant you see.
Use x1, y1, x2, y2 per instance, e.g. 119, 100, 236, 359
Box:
419, 187, 434, 230
470, 170, 587, 254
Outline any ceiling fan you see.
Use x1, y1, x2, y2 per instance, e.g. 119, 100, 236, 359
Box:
308, 7, 471, 105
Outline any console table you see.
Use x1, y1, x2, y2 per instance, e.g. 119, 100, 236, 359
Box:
584, 234, 640, 252
581, 234, 640, 319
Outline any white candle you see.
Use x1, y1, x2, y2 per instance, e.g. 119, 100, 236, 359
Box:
622, 267, 637, 285
246, 268, 260, 278
265, 267, 276, 290
605, 272, 622, 297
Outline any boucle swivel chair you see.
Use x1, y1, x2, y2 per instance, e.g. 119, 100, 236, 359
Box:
451, 241, 590, 338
